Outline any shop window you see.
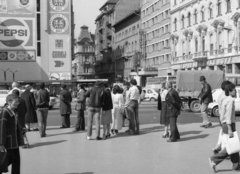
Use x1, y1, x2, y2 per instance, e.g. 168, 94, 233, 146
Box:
227, 64, 232, 73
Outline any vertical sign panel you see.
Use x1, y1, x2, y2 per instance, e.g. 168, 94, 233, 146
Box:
48, 0, 71, 80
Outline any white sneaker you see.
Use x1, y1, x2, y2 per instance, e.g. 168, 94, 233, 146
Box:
86, 136, 91, 140
209, 158, 216, 173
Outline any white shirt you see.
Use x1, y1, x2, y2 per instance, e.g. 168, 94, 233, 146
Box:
217, 90, 226, 118
112, 93, 124, 108
161, 89, 168, 101
129, 85, 140, 101
220, 96, 236, 124
8, 87, 23, 96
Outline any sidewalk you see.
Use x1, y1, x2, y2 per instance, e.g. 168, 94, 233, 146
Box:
6, 122, 239, 174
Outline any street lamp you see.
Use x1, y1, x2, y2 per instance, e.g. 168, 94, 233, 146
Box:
1, 68, 9, 81
9, 70, 18, 81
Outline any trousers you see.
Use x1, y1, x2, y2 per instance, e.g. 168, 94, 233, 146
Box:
37, 108, 49, 136
87, 107, 101, 137
74, 110, 85, 130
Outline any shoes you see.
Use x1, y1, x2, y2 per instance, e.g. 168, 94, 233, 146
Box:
22, 144, 30, 149
60, 126, 67, 129
212, 148, 220, 154
200, 125, 206, 127
96, 136, 102, 140
208, 158, 217, 173
27, 129, 31, 132
205, 123, 213, 128
111, 129, 114, 134
103, 134, 107, 140
125, 129, 130, 133
32, 128, 39, 131
86, 136, 91, 140
128, 130, 136, 135
72, 129, 79, 132
115, 130, 118, 134
167, 139, 177, 142
106, 134, 111, 138
162, 132, 169, 138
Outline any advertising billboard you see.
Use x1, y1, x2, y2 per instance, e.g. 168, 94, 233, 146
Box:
0, 0, 36, 17
48, 13, 70, 35
48, 0, 70, 12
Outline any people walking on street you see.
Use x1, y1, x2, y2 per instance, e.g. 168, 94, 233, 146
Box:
59, 84, 72, 129
101, 82, 113, 139
198, 76, 213, 128
165, 81, 182, 142
21, 85, 38, 131
8, 82, 23, 96
85, 81, 104, 140
158, 85, 170, 138
209, 83, 240, 172
128, 79, 141, 135
12, 89, 29, 148
213, 80, 231, 154
111, 85, 124, 134
73, 84, 86, 132
36, 82, 50, 138
0, 94, 24, 174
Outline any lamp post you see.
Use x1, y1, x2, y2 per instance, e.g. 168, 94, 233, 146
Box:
1, 68, 9, 81
9, 70, 18, 81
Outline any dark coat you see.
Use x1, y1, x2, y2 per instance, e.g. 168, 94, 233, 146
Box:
199, 82, 213, 104
75, 89, 86, 111
21, 89, 37, 123
166, 88, 182, 117
60, 89, 72, 115
85, 86, 103, 108
157, 94, 162, 110
102, 88, 113, 111
0, 108, 24, 149
36, 89, 50, 108
16, 98, 27, 128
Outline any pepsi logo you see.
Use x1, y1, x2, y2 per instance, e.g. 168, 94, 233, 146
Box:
50, 0, 69, 11
0, 19, 30, 48
49, 14, 69, 34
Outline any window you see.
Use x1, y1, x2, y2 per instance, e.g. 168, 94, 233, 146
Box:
174, 0, 177, 5
209, 3, 213, 18
174, 18, 177, 31
188, 13, 191, 26
217, 0, 221, 16
181, 15, 185, 28
194, 10, 198, 24
201, 7, 205, 21
195, 39, 198, 52
226, 0, 231, 12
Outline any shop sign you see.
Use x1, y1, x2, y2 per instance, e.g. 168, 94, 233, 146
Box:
143, 67, 158, 71
180, 62, 198, 69
0, 50, 35, 61
48, 72, 71, 80
207, 57, 232, 66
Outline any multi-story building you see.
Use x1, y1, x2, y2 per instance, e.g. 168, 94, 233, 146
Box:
139, 0, 172, 86
73, 25, 95, 79
170, 0, 240, 84
95, 0, 119, 82
0, 0, 74, 85
112, 0, 141, 83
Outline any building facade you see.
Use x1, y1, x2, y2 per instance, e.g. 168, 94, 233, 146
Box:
73, 25, 95, 79
170, 0, 240, 84
139, 0, 172, 86
0, 0, 74, 83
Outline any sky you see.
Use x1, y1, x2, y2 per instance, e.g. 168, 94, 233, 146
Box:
73, 0, 106, 38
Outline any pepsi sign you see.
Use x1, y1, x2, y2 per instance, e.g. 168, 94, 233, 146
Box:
0, 18, 34, 49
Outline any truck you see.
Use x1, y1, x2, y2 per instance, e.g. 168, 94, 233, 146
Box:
176, 70, 224, 113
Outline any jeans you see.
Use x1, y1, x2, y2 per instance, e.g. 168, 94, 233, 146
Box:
201, 103, 211, 125
87, 107, 101, 137
128, 100, 139, 134
61, 114, 71, 128
211, 123, 239, 170
74, 110, 85, 131
7, 148, 20, 174
37, 108, 49, 136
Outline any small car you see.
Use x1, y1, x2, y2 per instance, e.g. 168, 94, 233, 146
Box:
142, 88, 159, 102
207, 87, 240, 117
49, 95, 60, 109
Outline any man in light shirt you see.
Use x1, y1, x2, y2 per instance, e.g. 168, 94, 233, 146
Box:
128, 79, 140, 135
209, 83, 240, 172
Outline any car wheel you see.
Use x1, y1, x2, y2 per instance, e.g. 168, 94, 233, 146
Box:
212, 106, 220, 117
150, 97, 156, 102
190, 100, 201, 113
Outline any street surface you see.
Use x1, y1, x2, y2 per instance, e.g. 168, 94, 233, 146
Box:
5, 102, 240, 174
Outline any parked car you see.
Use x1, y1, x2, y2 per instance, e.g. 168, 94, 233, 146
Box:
142, 88, 158, 101
49, 95, 60, 109
208, 87, 240, 117
0, 90, 8, 111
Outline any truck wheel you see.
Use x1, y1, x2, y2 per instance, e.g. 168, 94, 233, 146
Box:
212, 106, 220, 117
190, 100, 201, 113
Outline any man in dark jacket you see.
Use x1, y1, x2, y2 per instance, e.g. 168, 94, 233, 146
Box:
198, 76, 213, 128
85, 81, 104, 140
21, 85, 38, 131
36, 82, 50, 137
59, 84, 72, 128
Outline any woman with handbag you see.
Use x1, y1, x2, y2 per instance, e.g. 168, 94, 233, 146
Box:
73, 84, 86, 132
0, 94, 24, 174
209, 83, 240, 172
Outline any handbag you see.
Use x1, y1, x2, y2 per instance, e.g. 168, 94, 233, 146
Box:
222, 132, 240, 155
0, 150, 9, 173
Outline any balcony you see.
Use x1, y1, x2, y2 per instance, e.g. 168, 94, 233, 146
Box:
192, 51, 208, 61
